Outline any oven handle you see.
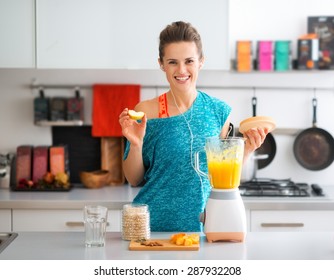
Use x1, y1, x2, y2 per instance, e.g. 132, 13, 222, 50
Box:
261, 222, 304, 228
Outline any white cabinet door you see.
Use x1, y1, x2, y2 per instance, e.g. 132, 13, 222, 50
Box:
36, 0, 229, 69
0, 0, 35, 68
12, 209, 121, 232
0, 209, 11, 232
251, 210, 334, 232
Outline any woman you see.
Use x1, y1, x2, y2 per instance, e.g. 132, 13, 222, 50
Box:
119, 21, 267, 232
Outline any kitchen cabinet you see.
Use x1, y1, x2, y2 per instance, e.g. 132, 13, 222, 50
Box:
0, 0, 35, 68
0, 209, 12, 232
250, 210, 334, 232
36, 0, 228, 69
12, 209, 121, 232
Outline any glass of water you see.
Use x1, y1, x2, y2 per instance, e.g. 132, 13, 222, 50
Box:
84, 205, 108, 247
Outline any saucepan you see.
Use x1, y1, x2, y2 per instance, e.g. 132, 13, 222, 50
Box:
238, 97, 277, 181
293, 97, 334, 170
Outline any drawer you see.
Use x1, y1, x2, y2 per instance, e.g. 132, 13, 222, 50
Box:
250, 210, 334, 232
13, 209, 121, 232
0, 209, 11, 232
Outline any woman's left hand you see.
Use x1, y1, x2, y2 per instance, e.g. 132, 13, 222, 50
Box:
243, 127, 268, 161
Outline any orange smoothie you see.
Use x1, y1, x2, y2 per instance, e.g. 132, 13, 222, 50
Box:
207, 160, 242, 189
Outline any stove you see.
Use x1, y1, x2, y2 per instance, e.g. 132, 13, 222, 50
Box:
239, 178, 324, 197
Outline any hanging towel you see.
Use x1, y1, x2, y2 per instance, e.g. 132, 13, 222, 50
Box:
92, 84, 140, 137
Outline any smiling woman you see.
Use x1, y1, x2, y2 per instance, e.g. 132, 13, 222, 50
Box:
118, 21, 268, 232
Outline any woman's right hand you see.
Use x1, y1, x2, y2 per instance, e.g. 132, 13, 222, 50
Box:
119, 108, 147, 147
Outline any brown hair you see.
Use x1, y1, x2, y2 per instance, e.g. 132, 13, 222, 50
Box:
159, 21, 203, 62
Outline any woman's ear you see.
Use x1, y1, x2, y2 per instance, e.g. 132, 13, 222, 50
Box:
158, 59, 165, 71
199, 57, 205, 69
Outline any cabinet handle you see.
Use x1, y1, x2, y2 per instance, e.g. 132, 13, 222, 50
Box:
261, 223, 304, 228
66, 222, 84, 227
65, 221, 110, 227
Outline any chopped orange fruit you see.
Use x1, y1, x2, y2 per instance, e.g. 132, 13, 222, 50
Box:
170, 233, 200, 246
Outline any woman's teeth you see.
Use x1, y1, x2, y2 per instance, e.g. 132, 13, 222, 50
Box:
175, 76, 189, 81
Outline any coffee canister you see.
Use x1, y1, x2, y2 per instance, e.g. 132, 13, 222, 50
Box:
121, 203, 150, 241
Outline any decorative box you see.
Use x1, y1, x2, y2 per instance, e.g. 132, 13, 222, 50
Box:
257, 41, 274, 71
274, 41, 292, 71
308, 16, 334, 70
32, 146, 49, 183
236, 41, 253, 72
50, 98, 67, 121
15, 146, 33, 184
34, 89, 49, 123
297, 35, 319, 70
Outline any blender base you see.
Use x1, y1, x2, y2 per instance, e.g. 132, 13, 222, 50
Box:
205, 232, 246, 243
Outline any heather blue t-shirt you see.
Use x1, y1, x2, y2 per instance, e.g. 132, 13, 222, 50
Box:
124, 91, 231, 232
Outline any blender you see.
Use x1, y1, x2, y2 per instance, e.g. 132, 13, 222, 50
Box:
195, 137, 246, 242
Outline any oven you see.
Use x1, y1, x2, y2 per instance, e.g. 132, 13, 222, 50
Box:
239, 178, 325, 197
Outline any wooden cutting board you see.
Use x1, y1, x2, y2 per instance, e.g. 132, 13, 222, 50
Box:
129, 239, 200, 251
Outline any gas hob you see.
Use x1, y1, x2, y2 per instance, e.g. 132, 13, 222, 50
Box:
239, 178, 324, 197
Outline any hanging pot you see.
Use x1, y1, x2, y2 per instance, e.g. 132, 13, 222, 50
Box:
239, 97, 277, 170
293, 98, 334, 170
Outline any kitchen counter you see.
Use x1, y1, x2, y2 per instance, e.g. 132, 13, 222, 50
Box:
1, 231, 334, 260
1, 184, 334, 211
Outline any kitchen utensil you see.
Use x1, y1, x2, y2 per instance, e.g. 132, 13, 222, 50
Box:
34, 88, 49, 123
129, 239, 199, 251
200, 189, 247, 242
195, 137, 244, 189
50, 97, 67, 121
101, 137, 125, 185
84, 205, 108, 247
67, 88, 84, 121
80, 170, 111, 189
240, 153, 268, 182
293, 98, 334, 170
239, 116, 276, 134
195, 136, 246, 242
243, 96, 277, 170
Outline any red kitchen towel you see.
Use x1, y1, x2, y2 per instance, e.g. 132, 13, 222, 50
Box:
92, 84, 140, 137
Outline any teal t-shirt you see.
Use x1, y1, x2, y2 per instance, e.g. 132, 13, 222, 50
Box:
124, 91, 231, 232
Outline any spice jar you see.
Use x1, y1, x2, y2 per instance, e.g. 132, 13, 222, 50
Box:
121, 203, 150, 241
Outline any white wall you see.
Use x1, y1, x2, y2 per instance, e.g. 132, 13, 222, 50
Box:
227, 0, 334, 184
1, 0, 334, 185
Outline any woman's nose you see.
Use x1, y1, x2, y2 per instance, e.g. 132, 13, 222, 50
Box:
177, 63, 187, 73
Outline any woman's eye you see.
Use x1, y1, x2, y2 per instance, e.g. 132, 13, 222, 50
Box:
168, 61, 177, 65
186, 60, 194, 64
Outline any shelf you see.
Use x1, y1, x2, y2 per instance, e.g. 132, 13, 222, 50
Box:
35, 120, 84, 127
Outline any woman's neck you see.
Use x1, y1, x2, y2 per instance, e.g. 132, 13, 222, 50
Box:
167, 89, 197, 114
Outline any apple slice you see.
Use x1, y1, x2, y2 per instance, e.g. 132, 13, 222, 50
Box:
128, 110, 145, 120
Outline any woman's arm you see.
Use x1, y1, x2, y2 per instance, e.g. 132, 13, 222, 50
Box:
119, 105, 148, 186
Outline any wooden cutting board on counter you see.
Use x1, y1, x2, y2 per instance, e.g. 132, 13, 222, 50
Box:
129, 239, 200, 251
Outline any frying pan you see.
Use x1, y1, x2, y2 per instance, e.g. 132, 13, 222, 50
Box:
293, 98, 334, 171
250, 97, 277, 169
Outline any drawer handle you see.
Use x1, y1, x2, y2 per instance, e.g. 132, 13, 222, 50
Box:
261, 223, 304, 228
66, 222, 84, 227
65, 222, 110, 227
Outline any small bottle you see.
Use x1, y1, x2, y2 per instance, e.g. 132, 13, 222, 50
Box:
121, 203, 150, 241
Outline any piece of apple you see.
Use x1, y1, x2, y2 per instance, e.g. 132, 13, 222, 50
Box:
128, 110, 145, 120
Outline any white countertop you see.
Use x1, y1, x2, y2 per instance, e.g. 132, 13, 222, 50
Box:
1, 231, 334, 260
1, 184, 334, 211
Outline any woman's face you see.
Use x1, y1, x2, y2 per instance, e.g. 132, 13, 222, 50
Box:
160, 41, 203, 93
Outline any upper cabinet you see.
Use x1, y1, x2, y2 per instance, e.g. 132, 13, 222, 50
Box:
36, 0, 229, 70
0, 0, 35, 68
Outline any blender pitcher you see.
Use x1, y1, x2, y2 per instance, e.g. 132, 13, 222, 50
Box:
195, 136, 247, 243
195, 136, 244, 189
